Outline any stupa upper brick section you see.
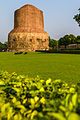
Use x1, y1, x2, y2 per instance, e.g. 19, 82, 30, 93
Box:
8, 4, 49, 51
14, 5, 44, 32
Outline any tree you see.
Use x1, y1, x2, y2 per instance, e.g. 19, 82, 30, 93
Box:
58, 37, 64, 46
49, 37, 57, 48
73, 8, 80, 26
0, 42, 3, 51
76, 36, 80, 44
63, 35, 71, 48
58, 35, 70, 48
69, 34, 76, 44
0, 41, 8, 51
58, 34, 76, 48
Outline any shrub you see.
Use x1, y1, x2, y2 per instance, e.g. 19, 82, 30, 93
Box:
0, 71, 80, 120
59, 49, 80, 54
14, 52, 27, 55
47, 49, 80, 54
23, 52, 27, 54
14, 52, 23, 55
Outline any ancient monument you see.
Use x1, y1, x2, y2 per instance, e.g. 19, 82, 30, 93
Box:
8, 4, 49, 51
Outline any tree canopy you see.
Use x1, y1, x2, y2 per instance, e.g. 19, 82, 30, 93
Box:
49, 37, 57, 48
58, 34, 76, 48
0, 41, 8, 51
73, 8, 80, 26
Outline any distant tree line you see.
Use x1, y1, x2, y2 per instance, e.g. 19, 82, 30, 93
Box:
58, 34, 80, 48
49, 34, 80, 49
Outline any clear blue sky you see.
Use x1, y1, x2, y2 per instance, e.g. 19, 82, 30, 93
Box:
0, 0, 80, 42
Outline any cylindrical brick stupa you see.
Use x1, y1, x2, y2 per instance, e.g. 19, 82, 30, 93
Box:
8, 4, 49, 51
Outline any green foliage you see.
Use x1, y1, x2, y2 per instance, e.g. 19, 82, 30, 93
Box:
49, 37, 57, 48
56, 49, 80, 54
58, 34, 76, 48
73, 8, 80, 26
0, 71, 80, 120
0, 41, 8, 51
76, 36, 80, 44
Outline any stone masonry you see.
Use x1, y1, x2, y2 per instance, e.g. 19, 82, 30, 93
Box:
8, 4, 49, 51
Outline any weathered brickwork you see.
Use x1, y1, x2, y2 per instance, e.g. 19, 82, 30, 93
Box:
8, 4, 49, 51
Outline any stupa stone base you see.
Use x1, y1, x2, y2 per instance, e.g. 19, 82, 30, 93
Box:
8, 32, 49, 52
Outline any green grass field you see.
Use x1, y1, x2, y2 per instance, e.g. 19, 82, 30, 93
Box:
0, 52, 80, 84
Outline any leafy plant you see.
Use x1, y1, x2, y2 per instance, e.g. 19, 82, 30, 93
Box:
0, 71, 80, 120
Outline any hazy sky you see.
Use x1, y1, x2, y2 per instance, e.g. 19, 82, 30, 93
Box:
0, 0, 80, 42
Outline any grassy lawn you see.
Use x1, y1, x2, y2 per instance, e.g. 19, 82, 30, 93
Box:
0, 52, 80, 84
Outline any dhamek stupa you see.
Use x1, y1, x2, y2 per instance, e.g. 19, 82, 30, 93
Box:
8, 4, 49, 51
